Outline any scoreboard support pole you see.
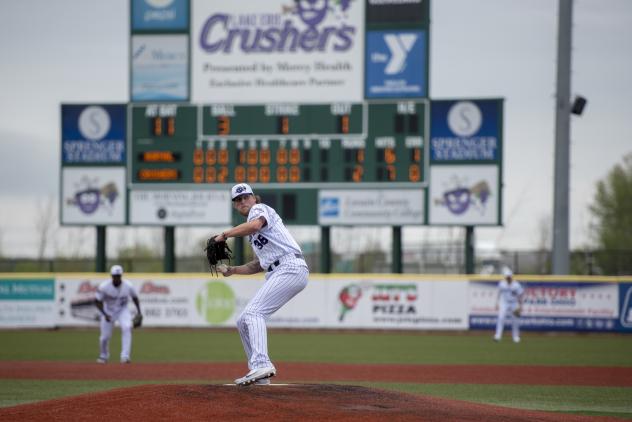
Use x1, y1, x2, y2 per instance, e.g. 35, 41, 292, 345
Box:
95, 226, 106, 273
164, 226, 175, 273
465, 226, 475, 274
392, 226, 402, 274
320, 226, 331, 274
234, 236, 244, 266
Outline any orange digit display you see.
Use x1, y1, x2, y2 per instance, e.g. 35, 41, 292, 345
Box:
408, 164, 421, 182
278, 116, 289, 134
234, 166, 246, 182
385, 148, 396, 164
289, 148, 300, 165
217, 116, 230, 135
352, 165, 363, 182
259, 166, 271, 183
276, 166, 288, 183
289, 166, 300, 182
138, 168, 180, 181
193, 167, 203, 183
247, 149, 258, 165
166, 117, 175, 136
247, 166, 258, 182
152, 117, 163, 136
206, 149, 216, 165
338, 115, 349, 134
260, 149, 271, 165
218, 149, 229, 165
413, 148, 421, 162
193, 149, 204, 166
205, 167, 216, 183
276, 148, 288, 165
356, 149, 365, 163
218, 167, 229, 183
142, 151, 177, 162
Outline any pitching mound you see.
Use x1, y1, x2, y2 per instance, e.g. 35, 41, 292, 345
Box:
0, 384, 622, 422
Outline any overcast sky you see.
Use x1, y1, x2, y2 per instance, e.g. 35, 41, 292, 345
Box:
0, 0, 631, 258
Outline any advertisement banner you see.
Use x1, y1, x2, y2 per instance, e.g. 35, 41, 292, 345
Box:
54, 275, 467, 330
129, 190, 231, 225
430, 100, 501, 162
365, 30, 427, 98
132, 0, 189, 31
318, 189, 424, 225
469, 281, 620, 332
0, 279, 55, 328
61, 167, 126, 225
330, 278, 468, 329
61, 104, 126, 164
191, 0, 364, 103
365, 0, 428, 25
428, 165, 499, 225
132, 34, 189, 101
618, 283, 632, 332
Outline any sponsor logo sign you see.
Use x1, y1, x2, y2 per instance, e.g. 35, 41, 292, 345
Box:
132, 0, 189, 31
318, 189, 424, 225
0, 279, 55, 328
429, 165, 498, 225
191, 0, 364, 102
132, 34, 189, 101
61, 105, 126, 164
61, 168, 126, 225
365, 30, 427, 98
469, 281, 620, 332
430, 100, 501, 161
619, 283, 632, 331
130, 190, 231, 225
196, 281, 235, 324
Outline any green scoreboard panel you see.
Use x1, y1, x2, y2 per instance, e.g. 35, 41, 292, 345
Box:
130, 101, 427, 187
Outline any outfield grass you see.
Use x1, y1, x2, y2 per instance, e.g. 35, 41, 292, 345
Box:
1, 329, 632, 366
1, 329, 631, 418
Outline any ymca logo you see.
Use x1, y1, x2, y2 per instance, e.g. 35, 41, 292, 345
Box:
365, 29, 427, 98
383, 34, 418, 74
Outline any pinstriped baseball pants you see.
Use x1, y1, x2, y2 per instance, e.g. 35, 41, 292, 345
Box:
236, 259, 308, 370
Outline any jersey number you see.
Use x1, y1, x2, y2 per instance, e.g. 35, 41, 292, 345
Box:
253, 234, 269, 250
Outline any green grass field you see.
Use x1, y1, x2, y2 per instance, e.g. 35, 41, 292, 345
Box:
1, 329, 631, 418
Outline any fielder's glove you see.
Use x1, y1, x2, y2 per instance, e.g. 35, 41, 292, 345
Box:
133, 313, 143, 328
513, 308, 522, 317
204, 236, 233, 275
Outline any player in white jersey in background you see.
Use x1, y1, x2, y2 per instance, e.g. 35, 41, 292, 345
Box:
214, 183, 309, 386
494, 267, 524, 343
95, 265, 141, 363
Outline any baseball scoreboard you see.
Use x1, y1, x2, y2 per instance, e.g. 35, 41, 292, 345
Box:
129, 101, 427, 187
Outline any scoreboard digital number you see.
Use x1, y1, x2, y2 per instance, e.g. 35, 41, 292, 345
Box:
130, 101, 427, 185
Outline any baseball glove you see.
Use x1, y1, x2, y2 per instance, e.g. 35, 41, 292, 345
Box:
204, 236, 233, 275
133, 313, 143, 328
513, 308, 522, 317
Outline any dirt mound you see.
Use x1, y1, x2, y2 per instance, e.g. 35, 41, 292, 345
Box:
0, 384, 623, 422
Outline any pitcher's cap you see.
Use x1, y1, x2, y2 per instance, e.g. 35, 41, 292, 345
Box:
231, 183, 254, 200
110, 265, 123, 276
503, 267, 513, 277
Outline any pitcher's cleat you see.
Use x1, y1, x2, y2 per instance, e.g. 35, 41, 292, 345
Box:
235, 366, 276, 386
255, 378, 271, 385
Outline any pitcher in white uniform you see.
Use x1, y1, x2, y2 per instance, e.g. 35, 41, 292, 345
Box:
95, 265, 142, 363
214, 183, 309, 386
494, 267, 524, 343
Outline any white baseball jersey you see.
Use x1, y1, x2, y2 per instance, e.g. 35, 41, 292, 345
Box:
247, 203, 302, 269
236, 202, 309, 374
95, 279, 138, 316
497, 279, 524, 305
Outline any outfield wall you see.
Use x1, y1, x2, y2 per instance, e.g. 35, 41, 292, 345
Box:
1, 274, 631, 333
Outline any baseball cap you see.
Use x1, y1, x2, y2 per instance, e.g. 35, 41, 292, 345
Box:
502, 267, 513, 277
231, 183, 254, 200
110, 265, 123, 276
